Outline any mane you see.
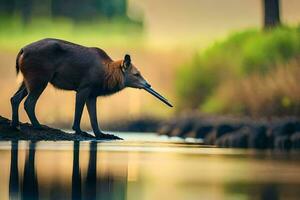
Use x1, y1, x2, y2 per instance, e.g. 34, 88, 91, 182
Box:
103, 60, 125, 92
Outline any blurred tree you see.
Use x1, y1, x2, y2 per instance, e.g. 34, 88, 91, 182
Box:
0, 0, 129, 23
263, 0, 280, 28
0, 0, 33, 24
17, 0, 33, 24
51, 0, 128, 21
0, 0, 14, 15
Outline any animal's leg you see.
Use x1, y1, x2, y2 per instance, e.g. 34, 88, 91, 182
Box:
86, 97, 121, 140
10, 82, 28, 127
72, 88, 92, 136
86, 97, 103, 137
24, 82, 47, 129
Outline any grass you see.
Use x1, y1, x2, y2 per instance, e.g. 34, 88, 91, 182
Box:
201, 58, 300, 116
176, 25, 300, 116
0, 15, 144, 51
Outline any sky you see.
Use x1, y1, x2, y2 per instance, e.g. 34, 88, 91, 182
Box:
129, 0, 300, 47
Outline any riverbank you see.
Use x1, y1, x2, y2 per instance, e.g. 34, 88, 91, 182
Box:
2, 113, 300, 149
0, 115, 122, 141
157, 112, 300, 149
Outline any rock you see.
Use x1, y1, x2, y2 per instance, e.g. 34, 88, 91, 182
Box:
274, 135, 291, 149
184, 120, 214, 139
216, 127, 250, 148
171, 118, 196, 137
248, 125, 268, 149
268, 119, 300, 149
269, 120, 300, 137
0, 115, 122, 141
205, 124, 241, 145
156, 113, 300, 149
290, 132, 300, 149
230, 127, 250, 148
157, 118, 179, 136
204, 130, 217, 145
216, 124, 240, 137
215, 133, 231, 147
194, 125, 213, 139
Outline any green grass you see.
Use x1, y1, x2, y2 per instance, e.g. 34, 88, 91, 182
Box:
0, 15, 144, 51
176, 25, 300, 112
201, 60, 300, 116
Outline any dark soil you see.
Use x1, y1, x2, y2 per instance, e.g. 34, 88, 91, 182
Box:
0, 116, 122, 141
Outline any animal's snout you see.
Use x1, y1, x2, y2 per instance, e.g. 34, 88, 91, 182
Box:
145, 82, 151, 88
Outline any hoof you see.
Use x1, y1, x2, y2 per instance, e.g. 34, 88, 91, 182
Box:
10, 122, 20, 130
9, 124, 21, 131
96, 133, 123, 140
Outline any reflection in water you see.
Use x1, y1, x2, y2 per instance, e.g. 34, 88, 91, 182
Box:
261, 184, 279, 200
72, 141, 82, 200
22, 142, 39, 200
4, 139, 300, 200
226, 182, 280, 200
9, 141, 19, 200
8, 141, 127, 200
9, 141, 39, 200
84, 142, 97, 200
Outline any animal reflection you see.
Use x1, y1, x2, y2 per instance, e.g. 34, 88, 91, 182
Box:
84, 142, 97, 200
22, 142, 39, 200
72, 141, 82, 200
74, 141, 128, 200
9, 141, 19, 200
9, 141, 38, 200
9, 141, 127, 200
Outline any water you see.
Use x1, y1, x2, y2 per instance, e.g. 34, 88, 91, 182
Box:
0, 133, 300, 200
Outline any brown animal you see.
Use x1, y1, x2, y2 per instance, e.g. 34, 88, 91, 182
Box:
10, 38, 172, 138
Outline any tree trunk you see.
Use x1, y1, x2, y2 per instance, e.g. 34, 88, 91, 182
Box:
263, 0, 280, 28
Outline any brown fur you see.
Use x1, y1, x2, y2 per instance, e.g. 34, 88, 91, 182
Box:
11, 38, 150, 137
104, 60, 125, 92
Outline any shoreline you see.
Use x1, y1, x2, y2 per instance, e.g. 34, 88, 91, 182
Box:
157, 113, 300, 149
0, 115, 122, 141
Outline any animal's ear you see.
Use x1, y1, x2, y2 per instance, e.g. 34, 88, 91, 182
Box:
122, 54, 131, 72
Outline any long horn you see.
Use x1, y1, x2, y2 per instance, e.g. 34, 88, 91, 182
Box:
144, 87, 173, 107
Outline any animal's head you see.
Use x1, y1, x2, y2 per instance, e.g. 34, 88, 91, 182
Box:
121, 54, 150, 89
121, 54, 173, 107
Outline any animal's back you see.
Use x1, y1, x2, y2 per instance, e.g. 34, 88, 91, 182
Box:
19, 38, 111, 91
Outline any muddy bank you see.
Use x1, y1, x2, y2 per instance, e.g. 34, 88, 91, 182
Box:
0, 116, 122, 141
157, 113, 300, 149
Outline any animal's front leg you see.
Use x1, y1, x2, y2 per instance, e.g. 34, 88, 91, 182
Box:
86, 96, 104, 137
86, 96, 122, 140
72, 88, 93, 137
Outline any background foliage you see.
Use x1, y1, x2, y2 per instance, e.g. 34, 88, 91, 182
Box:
176, 26, 300, 116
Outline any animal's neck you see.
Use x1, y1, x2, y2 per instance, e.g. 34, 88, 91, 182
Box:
103, 60, 125, 93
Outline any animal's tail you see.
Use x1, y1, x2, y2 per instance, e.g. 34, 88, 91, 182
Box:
15, 48, 23, 75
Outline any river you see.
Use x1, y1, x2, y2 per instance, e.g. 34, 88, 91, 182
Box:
0, 133, 300, 200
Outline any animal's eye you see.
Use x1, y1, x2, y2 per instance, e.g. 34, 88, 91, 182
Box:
134, 73, 139, 76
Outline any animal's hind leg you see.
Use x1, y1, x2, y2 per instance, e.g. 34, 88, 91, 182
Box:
10, 81, 28, 127
24, 82, 47, 129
